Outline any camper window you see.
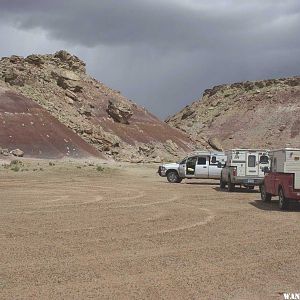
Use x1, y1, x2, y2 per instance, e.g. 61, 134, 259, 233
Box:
259, 155, 269, 164
248, 155, 256, 167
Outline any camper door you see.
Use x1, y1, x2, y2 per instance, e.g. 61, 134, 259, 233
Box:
246, 152, 259, 176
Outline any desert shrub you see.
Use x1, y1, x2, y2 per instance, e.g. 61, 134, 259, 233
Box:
10, 160, 23, 166
9, 160, 24, 172
11, 165, 20, 172
96, 165, 104, 172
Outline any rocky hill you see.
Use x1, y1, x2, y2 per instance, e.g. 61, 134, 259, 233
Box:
0, 51, 195, 162
0, 86, 102, 159
166, 77, 300, 150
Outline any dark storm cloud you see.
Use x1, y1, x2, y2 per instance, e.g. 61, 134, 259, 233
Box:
0, 0, 300, 118
2, 0, 299, 49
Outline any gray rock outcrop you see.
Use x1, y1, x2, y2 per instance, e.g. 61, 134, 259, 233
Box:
107, 99, 133, 124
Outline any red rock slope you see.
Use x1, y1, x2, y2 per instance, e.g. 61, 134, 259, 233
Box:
0, 86, 102, 159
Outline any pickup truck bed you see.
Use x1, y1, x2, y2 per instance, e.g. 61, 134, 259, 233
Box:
261, 172, 300, 209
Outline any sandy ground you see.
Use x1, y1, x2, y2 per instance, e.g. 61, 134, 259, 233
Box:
0, 160, 299, 300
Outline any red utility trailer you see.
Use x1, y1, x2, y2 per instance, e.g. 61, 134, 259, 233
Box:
260, 148, 300, 210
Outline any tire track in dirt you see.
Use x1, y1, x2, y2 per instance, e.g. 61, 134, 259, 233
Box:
27, 195, 70, 205
155, 209, 214, 234
146, 200, 216, 235
32, 195, 105, 209
109, 195, 178, 209
46, 195, 180, 234
2, 181, 215, 236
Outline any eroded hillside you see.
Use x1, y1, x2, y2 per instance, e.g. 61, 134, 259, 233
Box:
166, 78, 300, 150
0, 86, 102, 159
0, 51, 195, 161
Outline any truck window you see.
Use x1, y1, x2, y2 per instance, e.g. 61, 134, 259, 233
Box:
211, 156, 217, 164
248, 155, 256, 167
197, 157, 207, 165
259, 155, 269, 164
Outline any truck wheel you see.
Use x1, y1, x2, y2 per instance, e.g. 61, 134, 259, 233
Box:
260, 184, 271, 202
227, 178, 235, 192
166, 171, 182, 183
220, 179, 226, 189
278, 188, 288, 210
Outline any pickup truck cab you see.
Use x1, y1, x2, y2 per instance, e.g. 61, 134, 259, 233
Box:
158, 151, 226, 183
260, 148, 300, 210
220, 149, 270, 191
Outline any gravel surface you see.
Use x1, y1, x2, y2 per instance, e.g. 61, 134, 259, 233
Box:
0, 162, 299, 299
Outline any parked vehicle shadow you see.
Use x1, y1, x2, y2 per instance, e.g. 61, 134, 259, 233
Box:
213, 187, 260, 193
184, 181, 219, 186
250, 200, 300, 212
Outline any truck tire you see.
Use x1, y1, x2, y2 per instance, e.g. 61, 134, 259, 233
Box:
166, 171, 182, 183
278, 188, 289, 210
260, 184, 272, 202
227, 178, 235, 192
220, 178, 226, 189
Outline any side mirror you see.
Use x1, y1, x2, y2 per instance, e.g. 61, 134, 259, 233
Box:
263, 166, 270, 174
217, 162, 222, 168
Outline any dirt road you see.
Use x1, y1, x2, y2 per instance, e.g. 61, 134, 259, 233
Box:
0, 162, 299, 299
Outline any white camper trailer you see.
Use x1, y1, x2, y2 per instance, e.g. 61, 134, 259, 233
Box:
269, 148, 300, 187
220, 149, 270, 191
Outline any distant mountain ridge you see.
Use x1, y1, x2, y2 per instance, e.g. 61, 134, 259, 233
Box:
166, 77, 300, 150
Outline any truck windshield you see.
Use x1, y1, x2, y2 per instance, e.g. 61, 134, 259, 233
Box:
259, 155, 269, 164
179, 158, 187, 164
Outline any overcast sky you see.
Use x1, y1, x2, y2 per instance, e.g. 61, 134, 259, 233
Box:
0, 0, 300, 118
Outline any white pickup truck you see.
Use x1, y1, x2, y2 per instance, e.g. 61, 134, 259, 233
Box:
158, 151, 227, 183
220, 149, 270, 191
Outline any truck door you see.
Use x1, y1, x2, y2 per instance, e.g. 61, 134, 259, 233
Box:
208, 155, 223, 179
178, 158, 187, 178
185, 156, 198, 177
194, 156, 209, 178
246, 153, 259, 176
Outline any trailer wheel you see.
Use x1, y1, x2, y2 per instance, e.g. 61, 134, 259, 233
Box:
227, 178, 235, 192
220, 178, 226, 189
278, 188, 288, 210
166, 171, 182, 183
260, 184, 271, 202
